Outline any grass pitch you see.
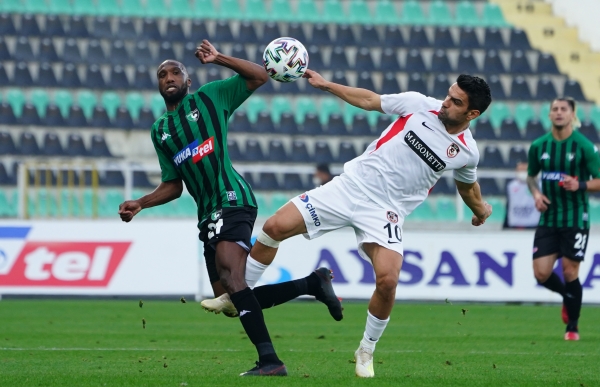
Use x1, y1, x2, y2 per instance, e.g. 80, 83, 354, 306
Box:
0, 299, 598, 386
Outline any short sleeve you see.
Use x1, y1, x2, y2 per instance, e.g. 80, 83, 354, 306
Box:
151, 129, 180, 182
453, 155, 478, 184
584, 142, 600, 179
196, 74, 253, 114
527, 143, 541, 177
380, 92, 443, 116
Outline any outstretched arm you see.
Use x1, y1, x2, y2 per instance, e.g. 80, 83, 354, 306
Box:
118, 179, 183, 222
455, 180, 492, 226
195, 39, 268, 91
304, 69, 383, 113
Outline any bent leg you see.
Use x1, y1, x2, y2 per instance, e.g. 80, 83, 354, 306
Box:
533, 254, 565, 295
562, 257, 582, 330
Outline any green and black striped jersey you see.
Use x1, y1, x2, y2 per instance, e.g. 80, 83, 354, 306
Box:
528, 130, 600, 229
150, 74, 257, 226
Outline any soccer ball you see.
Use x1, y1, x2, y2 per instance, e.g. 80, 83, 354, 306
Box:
262, 37, 309, 83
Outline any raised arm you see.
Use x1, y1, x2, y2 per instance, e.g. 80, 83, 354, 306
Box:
455, 180, 492, 226
195, 39, 268, 91
304, 69, 383, 113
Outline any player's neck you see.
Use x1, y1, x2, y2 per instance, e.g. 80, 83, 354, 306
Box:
444, 122, 470, 135
551, 124, 573, 141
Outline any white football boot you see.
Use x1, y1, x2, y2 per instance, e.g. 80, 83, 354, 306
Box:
354, 346, 375, 377
200, 293, 238, 317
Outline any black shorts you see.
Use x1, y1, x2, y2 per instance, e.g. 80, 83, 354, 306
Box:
199, 206, 257, 283
533, 226, 589, 262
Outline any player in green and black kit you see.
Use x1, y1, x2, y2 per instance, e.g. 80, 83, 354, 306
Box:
527, 97, 600, 341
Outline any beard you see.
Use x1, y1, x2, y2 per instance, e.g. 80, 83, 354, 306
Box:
160, 86, 188, 105
438, 112, 461, 126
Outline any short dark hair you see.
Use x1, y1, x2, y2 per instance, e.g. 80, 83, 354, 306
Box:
456, 75, 492, 114
552, 96, 576, 111
316, 164, 331, 175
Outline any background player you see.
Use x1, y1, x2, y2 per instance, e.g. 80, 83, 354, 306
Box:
527, 97, 600, 341
203, 70, 493, 377
117, 40, 289, 376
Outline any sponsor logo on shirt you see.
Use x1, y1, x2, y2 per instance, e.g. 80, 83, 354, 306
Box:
186, 108, 200, 122
447, 143, 460, 158
227, 191, 237, 201
541, 171, 563, 181
404, 130, 446, 172
299, 193, 309, 203
387, 211, 398, 223
298, 194, 320, 226
172, 137, 214, 167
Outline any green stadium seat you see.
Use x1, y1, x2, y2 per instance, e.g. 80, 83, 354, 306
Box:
72, 0, 97, 15
6, 89, 26, 118
150, 94, 166, 119
244, 0, 268, 20
48, 0, 73, 14
145, 0, 165, 17
271, 193, 290, 211
193, 0, 217, 18
576, 105, 587, 123
589, 200, 600, 224
348, 0, 373, 25
218, 0, 243, 20
24, 0, 49, 13
454, 1, 481, 27
481, 3, 509, 27
489, 102, 511, 129
270, 96, 293, 123
176, 194, 197, 217
539, 103, 551, 129
0, 0, 25, 12
434, 196, 457, 221
97, 0, 119, 16
400, 0, 426, 25
589, 105, 600, 129
53, 90, 73, 118
295, 0, 319, 22
343, 103, 363, 125
77, 90, 97, 119
253, 192, 271, 218
0, 190, 11, 217
320, 0, 345, 23
101, 189, 124, 218
295, 97, 317, 123
82, 189, 96, 218
30, 89, 50, 118
514, 102, 536, 130
59, 190, 81, 217
121, 0, 144, 17
169, 0, 192, 18
373, 0, 398, 25
319, 98, 342, 125
270, 0, 294, 22
427, 0, 452, 26
368, 110, 387, 127
410, 200, 435, 221
125, 92, 145, 121
101, 91, 121, 120
244, 96, 268, 122
486, 197, 506, 222
34, 189, 58, 218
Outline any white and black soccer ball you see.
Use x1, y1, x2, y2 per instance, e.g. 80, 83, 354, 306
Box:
262, 37, 309, 83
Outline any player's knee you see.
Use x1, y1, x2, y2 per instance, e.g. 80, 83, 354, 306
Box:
262, 215, 289, 242
375, 274, 398, 297
562, 266, 579, 282
533, 269, 551, 283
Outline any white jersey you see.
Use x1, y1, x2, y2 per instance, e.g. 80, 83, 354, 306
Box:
344, 92, 480, 217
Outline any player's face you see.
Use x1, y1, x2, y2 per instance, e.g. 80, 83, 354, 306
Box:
549, 100, 574, 129
157, 62, 190, 103
439, 84, 474, 126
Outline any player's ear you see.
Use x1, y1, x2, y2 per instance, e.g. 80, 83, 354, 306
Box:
467, 109, 480, 121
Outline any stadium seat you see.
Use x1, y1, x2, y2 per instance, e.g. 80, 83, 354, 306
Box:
20, 104, 41, 126
382, 25, 405, 48
321, 0, 345, 23
401, 0, 426, 25
14, 62, 33, 87
101, 92, 121, 120
483, 50, 505, 74
285, 22, 307, 45
319, 98, 342, 125
356, 71, 375, 91
351, 114, 372, 136
42, 132, 64, 156
0, 14, 17, 35
498, 118, 522, 140
243, 0, 267, 21
110, 40, 130, 66
348, 0, 372, 24
133, 65, 153, 90
290, 140, 310, 163
430, 177, 454, 195
6, 89, 26, 118
514, 103, 536, 130
410, 201, 435, 221
0, 131, 17, 155
73, 0, 97, 15
217, 0, 242, 20
537, 53, 560, 74
19, 132, 40, 155
77, 91, 97, 119
44, 15, 65, 36
337, 141, 357, 163
458, 27, 480, 49
589, 105, 600, 129
60, 63, 81, 88
0, 163, 10, 186
253, 112, 275, 133
510, 50, 532, 74
489, 102, 511, 129
109, 65, 131, 89
355, 48, 375, 71
39, 38, 59, 62
65, 133, 88, 157
456, 50, 479, 73
480, 146, 506, 169
407, 73, 427, 95
227, 139, 242, 161
0, 38, 10, 61
169, 0, 191, 18
305, 46, 324, 72
67, 16, 90, 38
432, 74, 450, 99
510, 76, 533, 100
165, 19, 186, 41
101, 190, 124, 217
507, 145, 528, 167
314, 141, 334, 164
0, 103, 16, 125
327, 114, 347, 136
538, 103, 551, 129
266, 140, 287, 162
482, 3, 509, 27
380, 48, 400, 72
66, 105, 88, 127
580, 121, 600, 143
125, 92, 145, 121
53, 90, 73, 117
294, 97, 317, 123
478, 177, 501, 196
37, 62, 57, 87
524, 119, 546, 140
329, 46, 350, 70
563, 79, 587, 101
408, 26, 429, 47
256, 173, 280, 191
484, 28, 506, 50
427, 0, 452, 26
115, 17, 137, 39
0, 63, 7, 85
373, 0, 397, 25
301, 113, 323, 135
236, 22, 258, 45
510, 29, 531, 51
244, 139, 264, 161
487, 75, 506, 100
230, 44, 247, 62
86, 39, 107, 64
30, 89, 49, 119
20, 14, 41, 36
192, 0, 217, 18
536, 77, 558, 101
282, 174, 303, 192
405, 49, 426, 72
92, 17, 113, 39
474, 117, 497, 140
275, 112, 299, 135
435, 196, 457, 220
211, 20, 234, 43
141, 17, 162, 40
45, 104, 66, 127
132, 170, 153, 188
455, 1, 480, 27
295, 0, 319, 22
359, 25, 380, 46
264, 22, 285, 44
269, 0, 294, 21
90, 135, 112, 157
114, 107, 134, 129
311, 23, 332, 46
431, 49, 452, 73
90, 106, 112, 127
433, 27, 455, 48
15, 37, 35, 61
62, 38, 83, 64
137, 108, 155, 129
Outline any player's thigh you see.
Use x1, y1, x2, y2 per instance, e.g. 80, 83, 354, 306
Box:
362, 242, 403, 284
559, 228, 589, 262
532, 226, 560, 280
533, 254, 559, 281
262, 201, 308, 241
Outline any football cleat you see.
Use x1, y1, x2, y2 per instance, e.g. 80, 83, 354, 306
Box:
200, 293, 238, 317
240, 361, 288, 376
564, 331, 580, 341
561, 304, 568, 324
313, 267, 344, 321
354, 347, 375, 377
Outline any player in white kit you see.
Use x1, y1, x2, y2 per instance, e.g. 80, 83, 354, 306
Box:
202, 69, 494, 377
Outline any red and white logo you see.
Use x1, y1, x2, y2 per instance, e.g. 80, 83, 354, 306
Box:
387, 211, 399, 224
0, 242, 130, 287
192, 137, 214, 163
447, 143, 460, 158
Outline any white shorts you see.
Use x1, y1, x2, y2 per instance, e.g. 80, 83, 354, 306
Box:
290, 174, 405, 260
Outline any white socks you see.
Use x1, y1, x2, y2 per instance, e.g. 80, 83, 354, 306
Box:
359, 310, 390, 351
245, 255, 269, 288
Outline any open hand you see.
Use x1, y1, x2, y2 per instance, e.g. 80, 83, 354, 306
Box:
118, 200, 142, 222
195, 39, 219, 64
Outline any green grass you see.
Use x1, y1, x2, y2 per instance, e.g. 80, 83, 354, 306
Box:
0, 300, 599, 386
